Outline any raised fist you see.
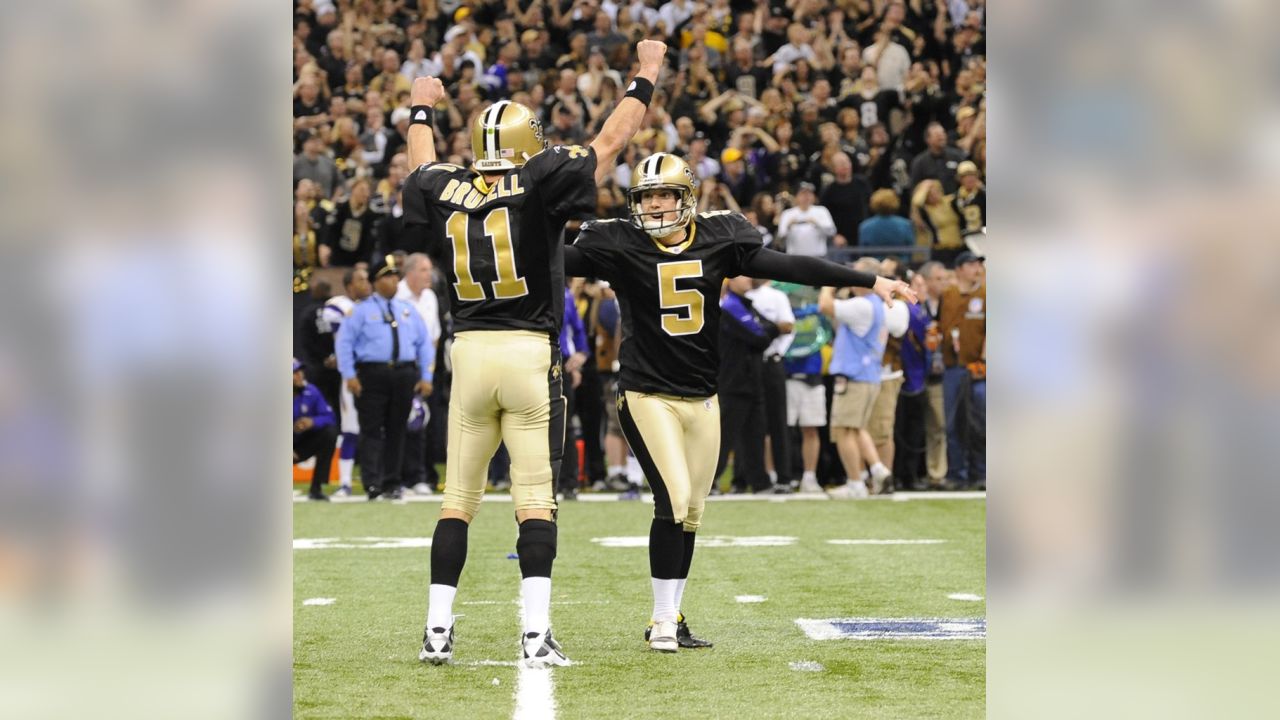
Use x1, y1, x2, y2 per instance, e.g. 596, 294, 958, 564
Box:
636, 40, 668, 70
410, 76, 446, 107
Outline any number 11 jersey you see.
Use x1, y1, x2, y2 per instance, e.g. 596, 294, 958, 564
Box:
402, 145, 597, 334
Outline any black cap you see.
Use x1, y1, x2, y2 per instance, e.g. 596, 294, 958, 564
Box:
953, 251, 985, 268
372, 254, 402, 279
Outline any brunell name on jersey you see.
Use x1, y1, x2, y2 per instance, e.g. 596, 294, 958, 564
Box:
570, 211, 763, 398
402, 146, 597, 335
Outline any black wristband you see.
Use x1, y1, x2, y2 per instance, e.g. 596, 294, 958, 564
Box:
623, 77, 655, 106
409, 105, 434, 128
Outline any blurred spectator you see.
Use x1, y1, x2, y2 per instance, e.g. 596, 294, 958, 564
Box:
321, 267, 373, 497
715, 276, 783, 494
323, 177, 379, 267
769, 24, 816, 76
918, 260, 951, 490
909, 121, 967, 194
819, 152, 871, 248
952, 160, 986, 238
294, 131, 339, 199
369, 49, 412, 111
939, 251, 985, 490
723, 38, 769, 99
747, 279, 796, 491
776, 182, 836, 257
820, 258, 908, 498
911, 179, 963, 266
359, 107, 393, 175
858, 188, 916, 260
718, 147, 758, 207
842, 66, 902, 139
893, 270, 933, 491
587, 12, 628, 57
293, 77, 329, 132
862, 27, 911, 91
784, 305, 830, 494
294, 359, 338, 502
657, 0, 695, 37
558, 286, 590, 499
401, 38, 433, 81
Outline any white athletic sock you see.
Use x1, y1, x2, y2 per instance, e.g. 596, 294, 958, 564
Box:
802, 471, 817, 483
858, 469, 871, 484
521, 576, 552, 636
607, 464, 625, 477
626, 455, 643, 483
767, 470, 778, 484
338, 458, 354, 488
651, 578, 679, 623
426, 584, 457, 630
870, 462, 891, 481
673, 578, 688, 617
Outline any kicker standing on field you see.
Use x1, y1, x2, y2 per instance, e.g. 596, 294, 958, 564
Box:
564, 152, 917, 653
402, 40, 668, 669
335, 256, 434, 501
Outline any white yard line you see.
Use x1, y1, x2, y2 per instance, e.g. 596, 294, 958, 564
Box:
735, 595, 767, 603
947, 593, 984, 602
301, 597, 335, 606
789, 661, 825, 672
513, 586, 557, 720
825, 539, 948, 545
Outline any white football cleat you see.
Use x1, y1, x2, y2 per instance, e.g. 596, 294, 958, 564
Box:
521, 629, 571, 668
419, 625, 454, 665
648, 620, 678, 653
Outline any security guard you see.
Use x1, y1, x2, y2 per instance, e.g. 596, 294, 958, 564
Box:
336, 254, 434, 500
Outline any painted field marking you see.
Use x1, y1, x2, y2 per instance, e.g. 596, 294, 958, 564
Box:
460, 660, 520, 667
293, 537, 432, 550
948, 593, 984, 602
302, 598, 335, 606
736, 595, 767, 603
591, 536, 797, 548
789, 661, 825, 672
825, 539, 947, 546
513, 587, 557, 720
795, 617, 986, 640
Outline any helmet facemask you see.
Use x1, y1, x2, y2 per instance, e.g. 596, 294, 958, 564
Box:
628, 186, 696, 239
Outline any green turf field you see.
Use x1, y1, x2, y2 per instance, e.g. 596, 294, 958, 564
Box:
294, 495, 985, 719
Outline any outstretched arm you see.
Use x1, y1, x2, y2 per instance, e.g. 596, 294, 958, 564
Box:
742, 248, 918, 307
589, 40, 668, 184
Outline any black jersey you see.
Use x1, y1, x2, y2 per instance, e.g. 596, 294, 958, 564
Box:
402, 145, 597, 335
570, 211, 767, 398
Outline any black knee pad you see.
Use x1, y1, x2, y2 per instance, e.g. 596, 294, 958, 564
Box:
516, 519, 558, 578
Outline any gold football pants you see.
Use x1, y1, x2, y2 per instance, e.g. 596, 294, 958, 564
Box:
616, 390, 720, 531
442, 330, 564, 517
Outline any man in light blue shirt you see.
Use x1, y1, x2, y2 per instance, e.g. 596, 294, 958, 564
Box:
335, 254, 434, 500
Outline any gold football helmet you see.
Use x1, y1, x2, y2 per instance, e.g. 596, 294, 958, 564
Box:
628, 152, 698, 238
471, 100, 546, 173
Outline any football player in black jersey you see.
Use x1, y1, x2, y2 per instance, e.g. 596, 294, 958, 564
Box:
403, 40, 668, 668
565, 152, 916, 652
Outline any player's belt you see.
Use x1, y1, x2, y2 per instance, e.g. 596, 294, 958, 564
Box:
357, 361, 418, 370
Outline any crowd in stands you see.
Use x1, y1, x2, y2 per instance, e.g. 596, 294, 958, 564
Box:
293, 0, 986, 494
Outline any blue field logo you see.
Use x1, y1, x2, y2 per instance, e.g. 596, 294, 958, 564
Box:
796, 617, 986, 640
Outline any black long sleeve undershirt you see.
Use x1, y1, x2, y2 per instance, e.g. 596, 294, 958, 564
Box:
740, 248, 877, 288
562, 244, 877, 289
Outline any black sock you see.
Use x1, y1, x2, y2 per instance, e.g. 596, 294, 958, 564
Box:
679, 531, 696, 579
430, 518, 469, 586
649, 518, 685, 579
